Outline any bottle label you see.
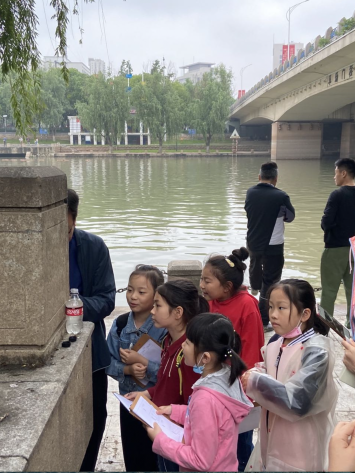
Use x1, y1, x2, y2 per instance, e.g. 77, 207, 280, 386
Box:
66, 307, 83, 317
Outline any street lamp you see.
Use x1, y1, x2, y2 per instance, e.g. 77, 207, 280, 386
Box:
240, 64, 252, 92
3, 115, 7, 136
286, 1, 309, 59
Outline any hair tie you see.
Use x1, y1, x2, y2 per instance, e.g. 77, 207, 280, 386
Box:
225, 257, 235, 268
224, 347, 233, 358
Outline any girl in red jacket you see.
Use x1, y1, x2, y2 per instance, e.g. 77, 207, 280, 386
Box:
200, 247, 264, 471
126, 279, 209, 472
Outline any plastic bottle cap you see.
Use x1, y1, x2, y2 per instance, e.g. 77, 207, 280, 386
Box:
69, 335, 77, 343
62, 340, 71, 348
70, 288, 79, 294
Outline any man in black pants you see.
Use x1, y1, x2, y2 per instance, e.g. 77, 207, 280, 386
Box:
67, 189, 116, 472
245, 162, 295, 331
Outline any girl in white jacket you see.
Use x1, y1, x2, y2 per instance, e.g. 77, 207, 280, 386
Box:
241, 279, 338, 472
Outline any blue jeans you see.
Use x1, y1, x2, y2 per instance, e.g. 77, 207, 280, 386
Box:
157, 454, 179, 472
237, 430, 254, 472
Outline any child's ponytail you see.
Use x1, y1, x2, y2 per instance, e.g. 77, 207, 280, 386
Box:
186, 313, 247, 386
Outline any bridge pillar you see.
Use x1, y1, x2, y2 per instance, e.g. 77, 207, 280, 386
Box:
340, 123, 355, 159
271, 122, 323, 160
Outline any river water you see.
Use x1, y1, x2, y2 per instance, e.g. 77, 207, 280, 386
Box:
0, 155, 345, 305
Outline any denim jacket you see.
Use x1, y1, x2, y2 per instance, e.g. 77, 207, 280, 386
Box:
106, 311, 167, 395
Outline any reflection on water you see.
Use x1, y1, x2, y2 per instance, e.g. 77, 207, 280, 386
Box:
0, 156, 343, 305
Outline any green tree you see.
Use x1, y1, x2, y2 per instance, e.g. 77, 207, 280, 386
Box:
38, 68, 68, 140
192, 65, 233, 153
64, 68, 90, 118
0, 77, 13, 127
77, 73, 129, 146
132, 68, 184, 153
150, 60, 165, 75
119, 60, 133, 76
0, 0, 94, 133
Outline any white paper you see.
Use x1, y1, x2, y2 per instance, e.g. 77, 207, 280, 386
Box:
239, 406, 261, 434
135, 339, 162, 386
114, 392, 133, 411
137, 339, 162, 364
132, 396, 184, 442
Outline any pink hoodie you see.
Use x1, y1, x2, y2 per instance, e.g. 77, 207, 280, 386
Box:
153, 365, 253, 472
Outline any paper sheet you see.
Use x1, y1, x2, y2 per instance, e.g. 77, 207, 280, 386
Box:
132, 396, 184, 442
114, 392, 133, 411
137, 338, 162, 364
239, 406, 261, 434
135, 338, 163, 386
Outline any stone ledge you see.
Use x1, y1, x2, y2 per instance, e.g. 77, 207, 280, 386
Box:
0, 322, 94, 472
0, 320, 66, 367
0, 166, 67, 208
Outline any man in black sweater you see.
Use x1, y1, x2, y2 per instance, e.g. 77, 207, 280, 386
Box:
320, 158, 355, 328
245, 162, 295, 329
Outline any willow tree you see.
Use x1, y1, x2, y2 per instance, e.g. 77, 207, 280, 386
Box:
0, 0, 94, 134
192, 65, 234, 153
77, 73, 130, 146
132, 67, 184, 153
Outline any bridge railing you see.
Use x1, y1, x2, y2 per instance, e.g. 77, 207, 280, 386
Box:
230, 13, 355, 114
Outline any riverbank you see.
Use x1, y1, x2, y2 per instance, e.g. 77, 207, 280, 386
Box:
96, 304, 355, 472
53, 151, 271, 158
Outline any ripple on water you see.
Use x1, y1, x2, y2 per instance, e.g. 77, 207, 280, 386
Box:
0, 155, 346, 305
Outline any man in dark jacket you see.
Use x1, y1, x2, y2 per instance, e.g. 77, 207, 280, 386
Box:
245, 162, 295, 330
320, 158, 355, 328
67, 189, 116, 472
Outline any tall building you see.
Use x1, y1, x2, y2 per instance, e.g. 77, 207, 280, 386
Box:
177, 62, 215, 84
42, 56, 90, 75
273, 42, 304, 70
88, 58, 106, 76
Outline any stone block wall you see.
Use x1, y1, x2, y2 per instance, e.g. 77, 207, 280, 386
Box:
0, 167, 68, 365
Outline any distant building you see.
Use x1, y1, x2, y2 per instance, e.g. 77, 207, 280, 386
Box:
42, 56, 90, 75
177, 62, 215, 84
273, 43, 303, 70
88, 58, 106, 76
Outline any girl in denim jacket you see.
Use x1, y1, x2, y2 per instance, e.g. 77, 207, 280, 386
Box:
106, 265, 167, 472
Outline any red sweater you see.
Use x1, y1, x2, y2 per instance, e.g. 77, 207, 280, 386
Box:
147, 333, 199, 406
209, 288, 264, 369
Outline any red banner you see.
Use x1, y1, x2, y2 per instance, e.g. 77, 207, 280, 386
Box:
289, 44, 295, 59
282, 45, 288, 64
238, 90, 246, 99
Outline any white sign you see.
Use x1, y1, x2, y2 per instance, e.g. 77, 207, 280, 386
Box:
230, 129, 240, 139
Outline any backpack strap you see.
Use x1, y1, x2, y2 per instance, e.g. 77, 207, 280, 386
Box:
176, 349, 184, 396
115, 312, 130, 337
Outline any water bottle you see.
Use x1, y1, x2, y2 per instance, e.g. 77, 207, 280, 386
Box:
66, 288, 84, 335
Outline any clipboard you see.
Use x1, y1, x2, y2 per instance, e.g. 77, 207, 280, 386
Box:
131, 334, 162, 388
130, 392, 162, 425
120, 393, 184, 442
132, 333, 161, 351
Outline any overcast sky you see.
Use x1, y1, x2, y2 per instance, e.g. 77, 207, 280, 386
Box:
36, 0, 355, 94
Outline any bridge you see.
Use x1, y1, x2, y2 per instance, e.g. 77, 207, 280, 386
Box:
230, 17, 355, 160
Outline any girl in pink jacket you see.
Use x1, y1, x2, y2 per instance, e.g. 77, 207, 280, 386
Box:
147, 313, 253, 472
241, 279, 338, 472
